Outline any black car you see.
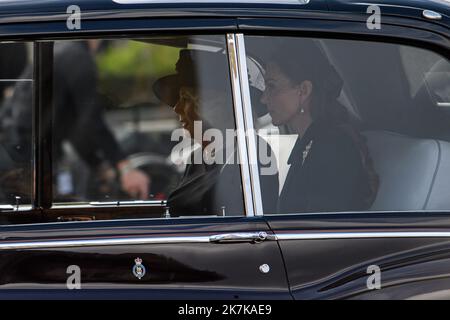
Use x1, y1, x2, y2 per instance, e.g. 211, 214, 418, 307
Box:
0, 0, 449, 300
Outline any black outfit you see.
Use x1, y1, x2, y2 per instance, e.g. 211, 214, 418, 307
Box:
167, 159, 243, 216
53, 42, 125, 167
278, 118, 372, 214
2, 41, 124, 167
167, 141, 279, 216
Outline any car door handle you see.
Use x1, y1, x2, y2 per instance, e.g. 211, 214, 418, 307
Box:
209, 232, 273, 243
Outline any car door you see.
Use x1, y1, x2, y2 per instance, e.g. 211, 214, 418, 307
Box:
0, 217, 289, 299
0, 16, 290, 299
239, 12, 450, 299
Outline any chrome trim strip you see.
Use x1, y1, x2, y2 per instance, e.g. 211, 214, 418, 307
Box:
2, 232, 450, 250
50, 200, 167, 209
234, 33, 264, 217
113, 0, 310, 4
0, 79, 33, 82
264, 210, 450, 217
227, 33, 255, 217
0, 215, 240, 229
0, 236, 211, 250
277, 232, 450, 241
89, 200, 167, 206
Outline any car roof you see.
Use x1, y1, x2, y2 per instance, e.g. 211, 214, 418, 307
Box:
329, 0, 450, 18
0, 0, 448, 24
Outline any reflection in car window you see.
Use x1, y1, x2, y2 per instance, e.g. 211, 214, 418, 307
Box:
0, 42, 33, 209
43, 36, 246, 217
245, 36, 450, 214
400, 46, 443, 98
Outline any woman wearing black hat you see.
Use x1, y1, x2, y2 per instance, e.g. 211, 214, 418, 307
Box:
260, 39, 378, 214
153, 49, 278, 216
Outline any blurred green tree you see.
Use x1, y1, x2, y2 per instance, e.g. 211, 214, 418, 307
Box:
96, 40, 180, 107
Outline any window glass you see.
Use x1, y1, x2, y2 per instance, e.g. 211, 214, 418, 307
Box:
400, 46, 443, 98
0, 42, 33, 210
245, 36, 450, 214
50, 36, 244, 217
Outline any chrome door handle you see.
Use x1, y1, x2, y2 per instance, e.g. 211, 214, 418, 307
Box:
209, 232, 272, 243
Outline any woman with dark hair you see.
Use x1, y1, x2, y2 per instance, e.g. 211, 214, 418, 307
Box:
260, 39, 378, 213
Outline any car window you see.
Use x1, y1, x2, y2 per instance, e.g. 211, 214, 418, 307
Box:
244, 36, 450, 214
400, 46, 444, 99
0, 42, 33, 211
6, 35, 246, 218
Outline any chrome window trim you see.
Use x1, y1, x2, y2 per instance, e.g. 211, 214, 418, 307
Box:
113, 0, 310, 4
277, 232, 450, 241
0, 79, 33, 82
48, 200, 168, 209
227, 33, 256, 217
5, 209, 450, 229
0, 215, 236, 228
263, 210, 450, 217
234, 34, 264, 216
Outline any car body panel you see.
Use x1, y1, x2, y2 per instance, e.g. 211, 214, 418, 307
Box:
0, 0, 447, 26
264, 213, 450, 299
242, 9, 450, 300
0, 0, 449, 300
0, 217, 291, 298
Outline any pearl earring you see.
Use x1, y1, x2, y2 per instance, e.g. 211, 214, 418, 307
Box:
300, 108, 305, 113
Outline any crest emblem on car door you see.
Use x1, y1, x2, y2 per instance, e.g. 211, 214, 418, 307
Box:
132, 257, 146, 280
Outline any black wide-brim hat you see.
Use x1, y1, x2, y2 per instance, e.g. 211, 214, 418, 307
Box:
153, 49, 268, 117
152, 73, 183, 108
153, 49, 229, 107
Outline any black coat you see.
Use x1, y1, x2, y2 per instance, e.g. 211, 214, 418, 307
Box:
278, 119, 373, 214
167, 159, 243, 216
168, 139, 279, 217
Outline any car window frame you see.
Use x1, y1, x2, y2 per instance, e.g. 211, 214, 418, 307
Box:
237, 15, 450, 218
43, 33, 257, 220
0, 12, 449, 226
0, 15, 261, 225
0, 41, 39, 220
0, 34, 262, 226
